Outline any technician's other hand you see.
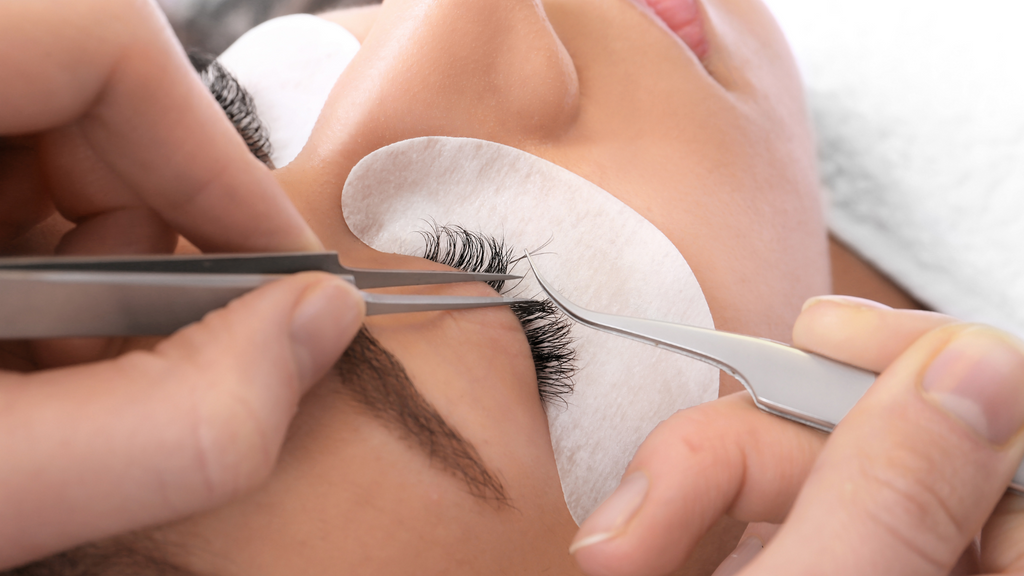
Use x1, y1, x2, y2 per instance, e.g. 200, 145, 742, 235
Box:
570, 297, 1024, 575
0, 0, 364, 569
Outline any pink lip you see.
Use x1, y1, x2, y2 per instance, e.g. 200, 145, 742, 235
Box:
642, 0, 709, 59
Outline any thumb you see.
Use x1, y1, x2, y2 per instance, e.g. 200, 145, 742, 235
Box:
752, 324, 1024, 575
0, 272, 364, 569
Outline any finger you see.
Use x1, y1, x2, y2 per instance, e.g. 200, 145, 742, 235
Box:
570, 393, 826, 576
569, 299, 963, 576
0, 273, 365, 569
0, 0, 320, 253
36, 122, 178, 255
795, 295, 957, 373
53, 207, 178, 256
980, 493, 1024, 572
753, 324, 1024, 575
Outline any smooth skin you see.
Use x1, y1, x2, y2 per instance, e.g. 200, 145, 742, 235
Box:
0, 0, 364, 569
572, 297, 1024, 575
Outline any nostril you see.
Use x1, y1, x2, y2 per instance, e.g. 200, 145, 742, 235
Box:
643, 0, 709, 59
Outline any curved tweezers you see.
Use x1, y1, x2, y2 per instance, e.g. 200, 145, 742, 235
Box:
524, 252, 1024, 495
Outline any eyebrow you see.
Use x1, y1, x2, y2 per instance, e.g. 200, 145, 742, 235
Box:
334, 327, 509, 504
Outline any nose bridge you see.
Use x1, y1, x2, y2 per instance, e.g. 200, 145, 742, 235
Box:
304, 0, 579, 168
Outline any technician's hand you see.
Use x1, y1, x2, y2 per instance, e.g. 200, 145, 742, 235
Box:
569, 297, 1024, 576
0, 0, 364, 569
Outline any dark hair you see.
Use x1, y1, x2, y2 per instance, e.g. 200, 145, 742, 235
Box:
188, 51, 276, 168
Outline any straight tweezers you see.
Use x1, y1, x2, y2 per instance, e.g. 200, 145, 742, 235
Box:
0, 252, 527, 338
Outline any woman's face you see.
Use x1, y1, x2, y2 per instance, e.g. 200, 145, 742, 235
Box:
153, 0, 828, 574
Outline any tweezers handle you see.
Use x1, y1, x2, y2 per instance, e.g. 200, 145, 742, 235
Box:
0, 252, 520, 289
582, 312, 1024, 495
0, 252, 344, 275
557, 303, 876, 429
0, 271, 526, 338
710, 331, 1024, 497
0, 271, 264, 338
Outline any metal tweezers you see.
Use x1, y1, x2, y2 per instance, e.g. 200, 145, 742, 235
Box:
0, 252, 528, 338
524, 253, 1024, 494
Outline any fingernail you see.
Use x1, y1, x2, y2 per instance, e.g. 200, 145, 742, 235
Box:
922, 327, 1024, 445
290, 276, 365, 387
801, 295, 892, 312
711, 536, 763, 576
569, 472, 649, 554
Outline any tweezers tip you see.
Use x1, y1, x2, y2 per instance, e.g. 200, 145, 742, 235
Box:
522, 251, 545, 286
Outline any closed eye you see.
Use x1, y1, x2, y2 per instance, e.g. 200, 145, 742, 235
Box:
189, 51, 276, 168
417, 223, 577, 404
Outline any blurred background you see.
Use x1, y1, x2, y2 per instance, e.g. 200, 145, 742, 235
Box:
157, 0, 377, 54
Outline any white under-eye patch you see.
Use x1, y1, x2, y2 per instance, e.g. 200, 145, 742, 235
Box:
342, 136, 718, 524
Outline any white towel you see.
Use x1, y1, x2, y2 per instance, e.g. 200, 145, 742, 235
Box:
763, 0, 1024, 337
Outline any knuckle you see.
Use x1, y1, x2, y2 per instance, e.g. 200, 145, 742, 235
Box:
647, 407, 724, 459
640, 405, 747, 482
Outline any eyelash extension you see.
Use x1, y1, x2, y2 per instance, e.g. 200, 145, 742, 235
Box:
506, 299, 577, 404
417, 223, 577, 404
188, 51, 276, 169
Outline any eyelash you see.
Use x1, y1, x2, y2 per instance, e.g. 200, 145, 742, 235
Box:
189, 51, 276, 168
418, 223, 577, 404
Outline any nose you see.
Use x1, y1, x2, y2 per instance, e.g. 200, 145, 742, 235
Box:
292, 0, 579, 182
